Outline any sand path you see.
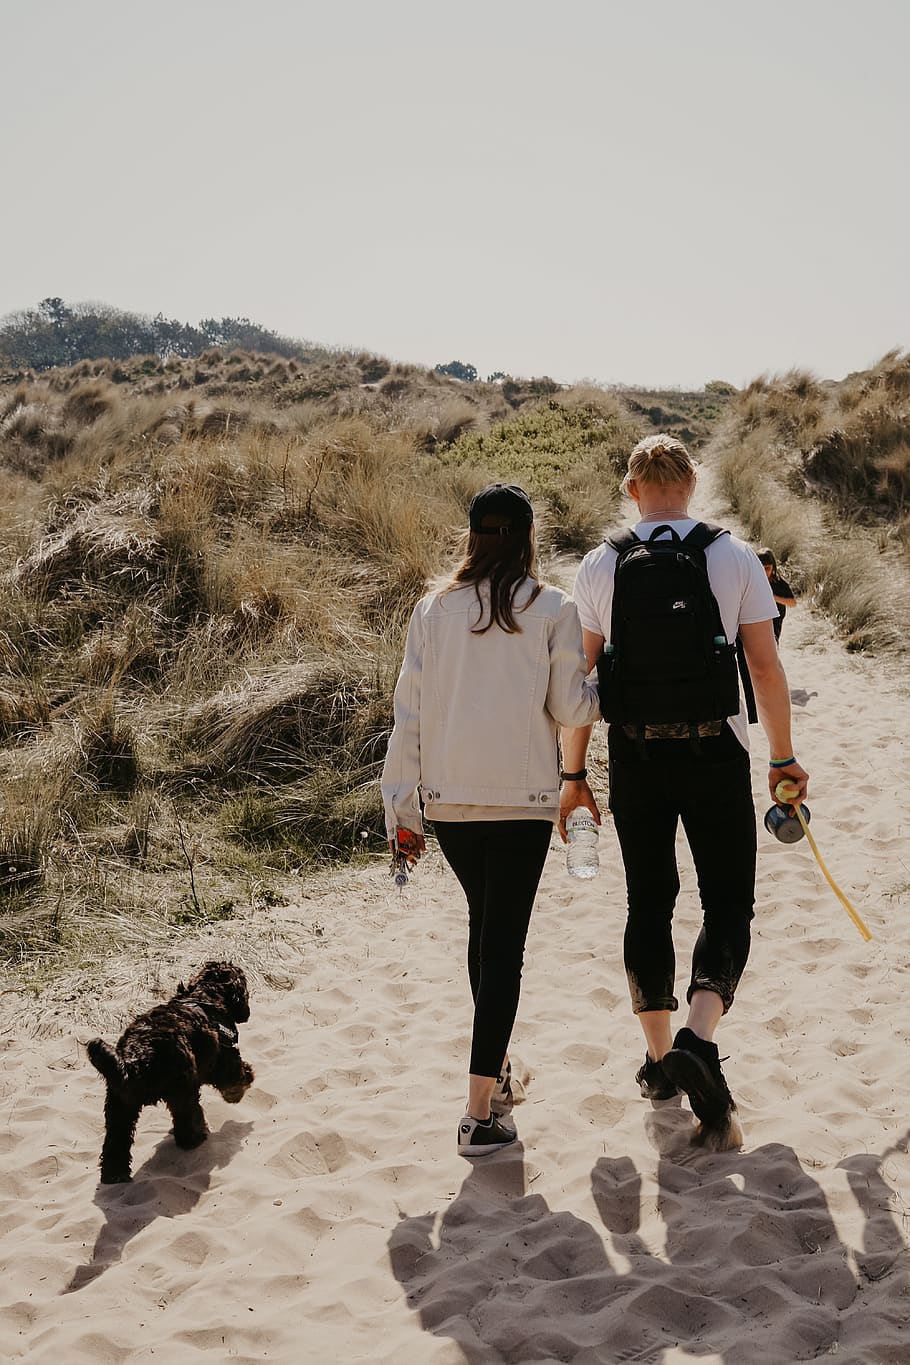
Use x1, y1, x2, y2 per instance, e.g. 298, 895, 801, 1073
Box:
2, 496, 910, 1363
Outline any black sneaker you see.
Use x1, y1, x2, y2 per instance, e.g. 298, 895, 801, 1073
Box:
635, 1052, 679, 1101
457, 1113, 518, 1157
491, 1061, 513, 1115
661, 1027, 736, 1128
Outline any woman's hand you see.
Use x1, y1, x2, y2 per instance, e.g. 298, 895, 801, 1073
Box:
557, 779, 602, 843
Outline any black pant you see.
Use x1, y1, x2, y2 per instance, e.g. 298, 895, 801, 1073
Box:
433, 820, 552, 1078
608, 727, 756, 1016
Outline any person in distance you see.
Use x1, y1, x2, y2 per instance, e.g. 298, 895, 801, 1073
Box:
757, 547, 797, 643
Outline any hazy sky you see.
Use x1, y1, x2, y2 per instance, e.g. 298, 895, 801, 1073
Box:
3, 0, 909, 387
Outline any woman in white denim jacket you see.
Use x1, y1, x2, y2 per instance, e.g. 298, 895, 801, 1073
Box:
381, 484, 600, 1157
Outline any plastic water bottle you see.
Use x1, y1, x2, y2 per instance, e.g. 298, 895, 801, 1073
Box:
566, 807, 599, 879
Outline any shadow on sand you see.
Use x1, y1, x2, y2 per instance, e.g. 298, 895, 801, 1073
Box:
389, 1109, 909, 1363
64, 1119, 252, 1293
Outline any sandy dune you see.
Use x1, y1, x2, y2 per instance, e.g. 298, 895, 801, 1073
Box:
2, 600, 910, 1361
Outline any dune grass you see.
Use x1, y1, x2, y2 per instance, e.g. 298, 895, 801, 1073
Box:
714, 358, 910, 650
0, 349, 652, 970
3, 335, 907, 984
714, 430, 808, 564
616, 379, 736, 450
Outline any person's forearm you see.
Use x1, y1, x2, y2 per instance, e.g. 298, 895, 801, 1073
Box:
751, 659, 795, 758
562, 724, 593, 771
558, 723, 600, 837
740, 618, 807, 801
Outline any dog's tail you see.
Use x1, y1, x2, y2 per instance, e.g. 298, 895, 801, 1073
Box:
86, 1038, 128, 1088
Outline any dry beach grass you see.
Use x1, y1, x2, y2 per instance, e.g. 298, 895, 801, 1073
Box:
713, 354, 910, 651
0, 350, 639, 971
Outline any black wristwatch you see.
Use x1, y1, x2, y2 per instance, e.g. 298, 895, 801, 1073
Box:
559, 768, 588, 783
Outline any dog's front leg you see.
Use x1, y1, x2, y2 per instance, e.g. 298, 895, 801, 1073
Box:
99, 1091, 141, 1183
166, 1090, 208, 1149
214, 1048, 255, 1103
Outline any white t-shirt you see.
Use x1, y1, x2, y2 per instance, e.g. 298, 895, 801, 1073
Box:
572, 518, 778, 751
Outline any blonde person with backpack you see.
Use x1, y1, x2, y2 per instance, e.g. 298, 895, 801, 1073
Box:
559, 435, 808, 1146
382, 484, 601, 1158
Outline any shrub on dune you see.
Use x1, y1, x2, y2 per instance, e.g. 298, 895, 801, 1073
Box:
0, 683, 51, 741
75, 698, 140, 793
408, 397, 480, 452
0, 788, 53, 901
60, 381, 117, 426
183, 662, 390, 782
13, 499, 169, 597
441, 392, 638, 551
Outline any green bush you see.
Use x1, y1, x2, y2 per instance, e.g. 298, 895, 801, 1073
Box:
441, 394, 640, 550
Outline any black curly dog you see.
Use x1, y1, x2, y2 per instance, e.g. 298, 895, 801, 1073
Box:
86, 961, 254, 1184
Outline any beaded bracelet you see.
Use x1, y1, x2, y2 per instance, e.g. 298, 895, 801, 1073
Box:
768, 756, 796, 768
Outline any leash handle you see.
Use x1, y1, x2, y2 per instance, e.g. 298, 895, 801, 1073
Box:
390, 854, 410, 889
775, 781, 872, 942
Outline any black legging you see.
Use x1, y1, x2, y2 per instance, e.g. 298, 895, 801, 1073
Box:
608, 726, 756, 1016
433, 820, 552, 1078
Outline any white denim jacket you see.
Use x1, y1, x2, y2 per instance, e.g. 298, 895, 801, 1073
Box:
381, 578, 601, 837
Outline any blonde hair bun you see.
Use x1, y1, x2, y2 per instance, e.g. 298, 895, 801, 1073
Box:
624, 434, 697, 491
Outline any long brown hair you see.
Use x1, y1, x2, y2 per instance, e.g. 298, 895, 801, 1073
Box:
444, 526, 542, 633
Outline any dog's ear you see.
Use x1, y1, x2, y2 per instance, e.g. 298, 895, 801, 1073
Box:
225, 967, 250, 1023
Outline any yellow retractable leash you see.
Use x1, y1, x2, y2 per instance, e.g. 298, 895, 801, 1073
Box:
774, 780, 872, 942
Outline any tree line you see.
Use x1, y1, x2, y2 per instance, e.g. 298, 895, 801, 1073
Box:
0, 297, 312, 371
435, 361, 508, 384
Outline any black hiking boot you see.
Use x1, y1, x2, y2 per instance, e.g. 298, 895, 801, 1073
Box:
635, 1052, 679, 1101
661, 1028, 736, 1128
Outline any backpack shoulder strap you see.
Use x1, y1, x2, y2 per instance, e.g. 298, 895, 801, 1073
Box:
605, 529, 640, 649
682, 521, 730, 552
643, 524, 683, 543
605, 528, 640, 555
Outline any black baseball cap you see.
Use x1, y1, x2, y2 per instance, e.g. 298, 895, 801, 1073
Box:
468, 483, 534, 534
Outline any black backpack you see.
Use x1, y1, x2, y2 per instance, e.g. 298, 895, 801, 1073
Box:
596, 521, 741, 732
